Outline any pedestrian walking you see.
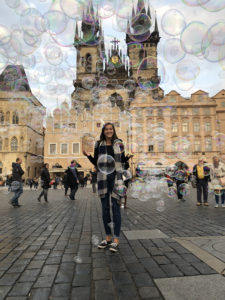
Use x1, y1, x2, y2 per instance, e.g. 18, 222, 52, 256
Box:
65, 160, 79, 200
33, 177, 39, 189
122, 154, 133, 208
6, 175, 12, 192
37, 163, 51, 203
90, 168, 97, 193
174, 163, 187, 201
10, 158, 24, 207
83, 122, 129, 253
193, 157, 210, 207
62, 173, 69, 196
209, 156, 225, 208
29, 178, 33, 189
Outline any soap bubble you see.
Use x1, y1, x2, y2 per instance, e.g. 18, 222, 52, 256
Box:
20, 8, 45, 37
5, 0, 20, 8
60, 0, 85, 20
0, 25, 11, 46
168, 186, 177, 198
97, 154, 115, 175
11, 181, 21, 191
115, 185, 127, 197
74, 255, 82, 263
44, 43, 63, 66
91, 235, 99, 246
156, 200, 165, 212
198, 0, 225, 12
44, 10, 68, 35
181, 21, 210, 56
178, 183, 190, 197
161, 9, 186, 36
176, 59, 200, 81
175, 170, 186, 181
163, 38, 186, 64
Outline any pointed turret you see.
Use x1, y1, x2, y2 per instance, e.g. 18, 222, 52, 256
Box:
75, 21, 79, 41
154, 12, 159, 33
136, 0, 146, 14
132, 1, 135, 18
147, 2, 151, 19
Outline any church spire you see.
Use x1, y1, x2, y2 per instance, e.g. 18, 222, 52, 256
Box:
136, 0, 146, 14
154, 11, 159, 33
132, 0, 135, 18
147, 2, 151, 19
75, 21, 79, 41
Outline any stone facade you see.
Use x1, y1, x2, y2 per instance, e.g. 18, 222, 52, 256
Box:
0, 65, 45, 180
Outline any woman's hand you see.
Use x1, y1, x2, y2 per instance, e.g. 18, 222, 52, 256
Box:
83, 150, 90, 157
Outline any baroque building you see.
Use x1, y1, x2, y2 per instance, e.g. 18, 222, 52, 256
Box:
44, 0, 225, 175
0, 65, 45, 180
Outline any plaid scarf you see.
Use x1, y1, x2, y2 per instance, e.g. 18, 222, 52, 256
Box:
97, 139, 124, 204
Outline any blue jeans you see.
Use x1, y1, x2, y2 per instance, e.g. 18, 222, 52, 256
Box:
11, 182, 23, 205
100, 173, 121, 238
215, 190, 225, 204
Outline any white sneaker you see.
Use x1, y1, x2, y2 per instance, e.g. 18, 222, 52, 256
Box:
222, 204, 225, 208
215, 204, 219, 208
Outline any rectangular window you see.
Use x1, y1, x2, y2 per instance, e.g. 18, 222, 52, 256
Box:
171, 108, 177, 115
205, 122, 211, 132
193, 107, 199, 115
193, 122, 200, 132
205, 137, 212, 151
172, 123, 178, 133
114, 122, 120, 127
157, 108, 163, 116
182, 122, 188, 132
181, 108, 188, 115
158, 122, 164, 128
148, 145, 154, 152
204, 107, 210, 115
96, 122, 101, 128
69, 123, 76, 128
54, 123, 60, 129
158, 142, 164, 152
72, 143, 80, 154
49, 143, 56, 155
61, 143, 68, 154
194, 141, 201, 152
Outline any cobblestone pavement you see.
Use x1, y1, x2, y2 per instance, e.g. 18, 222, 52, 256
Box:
0, 185, 225, 300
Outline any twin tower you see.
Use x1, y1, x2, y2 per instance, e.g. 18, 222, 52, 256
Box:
72, 0, 162, 109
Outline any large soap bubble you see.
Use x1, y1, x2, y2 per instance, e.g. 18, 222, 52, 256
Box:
97, 154, 115, 175
161, 9, 186, 36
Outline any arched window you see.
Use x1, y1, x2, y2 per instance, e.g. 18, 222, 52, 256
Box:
6, 111, 10, 123
0, 138, 2, 151
0, 111, 4, 124
85, 53, 92, 72
12, 112, 19, 124
139, 49, 147, 69
11, 137, 18, 151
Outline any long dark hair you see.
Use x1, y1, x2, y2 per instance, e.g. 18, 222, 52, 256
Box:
99, 122, 118, 142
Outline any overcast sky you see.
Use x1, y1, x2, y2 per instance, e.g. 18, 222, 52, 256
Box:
0, 0, 225, 112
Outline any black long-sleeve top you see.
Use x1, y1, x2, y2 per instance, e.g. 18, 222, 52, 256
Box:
87, 144, 129, 167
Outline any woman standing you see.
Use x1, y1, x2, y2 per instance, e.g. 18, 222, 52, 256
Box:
209, 156, 225, 208
83, 123, 128, 253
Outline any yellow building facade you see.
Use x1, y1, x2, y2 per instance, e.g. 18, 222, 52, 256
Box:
0, 65, 45, 180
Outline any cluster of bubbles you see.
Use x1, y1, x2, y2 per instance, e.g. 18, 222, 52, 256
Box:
161, 5, 225, 90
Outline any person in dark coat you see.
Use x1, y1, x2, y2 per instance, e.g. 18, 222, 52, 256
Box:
38, 163, 51, 202
65, 160, 79, 200
90, 168, 97, 193
10, 158, 24, 207
62, 173, 69, 196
